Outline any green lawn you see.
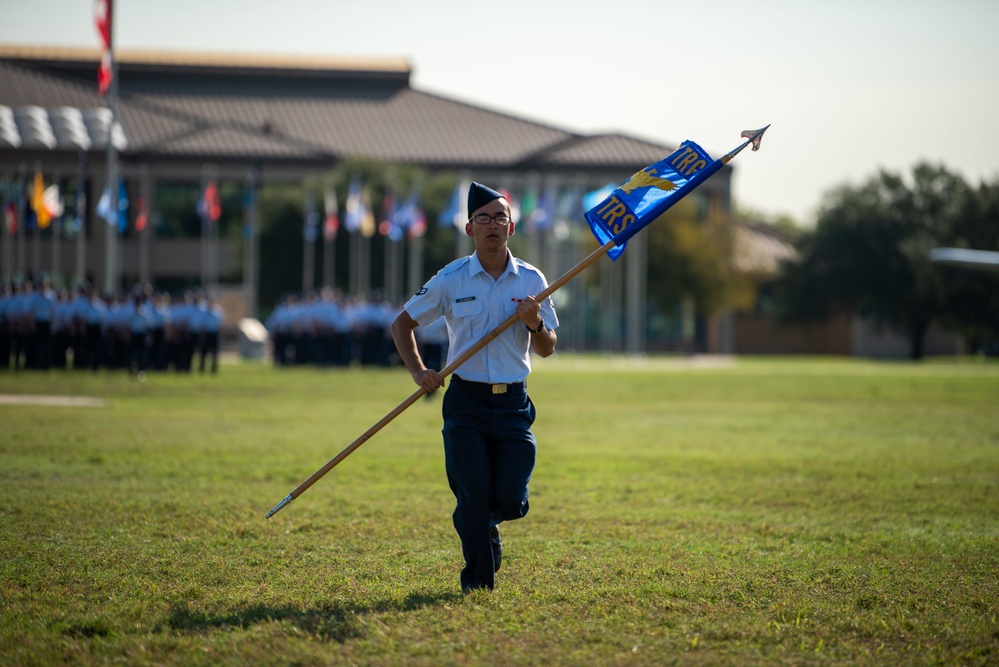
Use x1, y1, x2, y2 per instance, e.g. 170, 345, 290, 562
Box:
1, 356, 997, 666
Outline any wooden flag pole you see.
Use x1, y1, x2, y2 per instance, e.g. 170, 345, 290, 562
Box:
265, 238, 616, 518
265, 124, 771, 519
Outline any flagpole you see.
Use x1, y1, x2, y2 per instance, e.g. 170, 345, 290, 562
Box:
50, 171, 61, 286
360, 232, 371, 297
266, 237, 617, 519
31, 162, 41, 278
722, 124, 770, 164
322, 181, 336, 290
265, 126, 770, 519
74, 150, 87, 287
302, 187, 315, 291
244, 164, 259, 317
406, 233, 423, 297
199, 165, 208, 290
102, 2, 118, 295
323, 232, 335, 290
210, 165, 220, 293
1, 172, 11, 284
138, 164, 150, 285
16, 164, 26, 278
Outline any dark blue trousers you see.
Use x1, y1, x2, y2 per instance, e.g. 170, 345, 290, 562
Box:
442, 375, 537, 592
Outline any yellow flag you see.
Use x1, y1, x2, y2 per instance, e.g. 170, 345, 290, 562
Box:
33, 171, 51, 229
360, 185, 376, 238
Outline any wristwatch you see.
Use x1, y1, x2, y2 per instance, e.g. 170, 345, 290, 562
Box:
527, 318, 545, 333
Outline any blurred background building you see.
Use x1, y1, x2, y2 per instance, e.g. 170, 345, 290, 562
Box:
0, 46, 739, 355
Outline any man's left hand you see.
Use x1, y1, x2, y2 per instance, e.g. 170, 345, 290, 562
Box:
515, 296, 543, 331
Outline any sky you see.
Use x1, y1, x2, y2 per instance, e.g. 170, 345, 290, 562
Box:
2, 0, 998, 225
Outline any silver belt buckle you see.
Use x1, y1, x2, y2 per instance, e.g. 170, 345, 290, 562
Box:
492, 383, 507, 395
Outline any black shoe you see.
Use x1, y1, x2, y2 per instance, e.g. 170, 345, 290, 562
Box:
490, 525, 502, 572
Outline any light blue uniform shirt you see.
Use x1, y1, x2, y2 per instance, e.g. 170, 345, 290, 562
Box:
31, 289, 55, 323
130, 302, 150, 335
403, 251, 557, 384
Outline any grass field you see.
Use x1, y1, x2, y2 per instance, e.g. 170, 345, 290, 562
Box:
1, 355, 997, 666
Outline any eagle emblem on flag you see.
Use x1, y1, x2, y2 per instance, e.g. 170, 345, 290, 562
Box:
618, 168, 678, 196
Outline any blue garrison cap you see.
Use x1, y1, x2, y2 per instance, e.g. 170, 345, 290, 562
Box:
467, 182, 505, 216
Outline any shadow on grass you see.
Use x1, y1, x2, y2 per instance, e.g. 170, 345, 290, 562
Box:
165, 589, 461, 643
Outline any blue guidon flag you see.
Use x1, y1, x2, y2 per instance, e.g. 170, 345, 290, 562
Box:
584, 140, 723, 260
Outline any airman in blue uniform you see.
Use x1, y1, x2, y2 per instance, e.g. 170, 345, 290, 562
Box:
391, 182, 558, 593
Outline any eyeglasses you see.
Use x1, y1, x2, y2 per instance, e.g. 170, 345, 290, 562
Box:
469, 213, 512, 226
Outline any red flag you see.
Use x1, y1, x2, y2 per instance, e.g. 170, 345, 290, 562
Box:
378, 193, 396, 237
400, 186, 426, 239
323, 186, 339, 242
94, 0, 111, 48
407, 213, 427, 239
4, 202, 16, 234
208, 183, 221, 222
135, 196, 148, 231
94, 0, 113, 96
98, 52, 113, 97
198, 181, 221, 224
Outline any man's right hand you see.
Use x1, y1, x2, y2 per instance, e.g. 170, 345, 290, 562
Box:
412, 368, 444, 393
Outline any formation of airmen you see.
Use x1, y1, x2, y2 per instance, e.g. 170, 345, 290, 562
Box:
265, 287, 448, 370
1, 279, 451, 375
0, 278, 224, 375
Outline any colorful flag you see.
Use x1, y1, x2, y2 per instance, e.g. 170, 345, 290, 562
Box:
98, 52, 113, 97
33, 171, 51, 229
116, 178, 128, 233
197, 180, 221, 224
94, 0, 111, 48
520, 182, 538, 234
3, 202, 15, 234
94, 0, 113, 96
439, 182, 459, 228
360, 185, 376, 238
556, 185, 582, 222
96, 185, 116, 229
399, 185, 426, 239
531, 182, 557, 231
407, 212, 427, 238
43, 184, 64, 228
344, 176, 362, 233
134, 195, 148, 232
584, 140, 723, 260
500, 187, 519, 225
323, 185, 339, 242
438, 180, 469, 230
96, 179, 128, 232
378, 191, 397, 238
554, 185, 581, 241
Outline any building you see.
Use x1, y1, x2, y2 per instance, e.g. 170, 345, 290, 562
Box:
728, 220, 963, 358
0, 45, 735, 351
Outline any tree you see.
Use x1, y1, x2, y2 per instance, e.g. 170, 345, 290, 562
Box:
644, 193, 755, 320
776, 163, 981, 358
934, 178, 999, 350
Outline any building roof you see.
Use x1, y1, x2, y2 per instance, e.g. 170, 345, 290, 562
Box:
731, 220, 797, 277
0, 45, 677, 173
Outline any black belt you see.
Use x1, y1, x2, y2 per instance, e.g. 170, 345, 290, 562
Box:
452, 375, 525, 395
